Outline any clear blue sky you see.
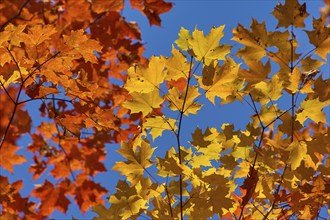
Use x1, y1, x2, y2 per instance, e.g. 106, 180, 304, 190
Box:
2, 0, 328, 219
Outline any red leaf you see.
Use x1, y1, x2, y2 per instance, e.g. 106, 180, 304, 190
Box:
240, 166, 259, 207
130, 0, 173, 26
32, 180, 71, 216
74, 174, 108, 213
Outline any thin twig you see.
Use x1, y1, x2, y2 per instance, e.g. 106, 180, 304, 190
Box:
175, 55, 193, 220
0, 80, 15, 103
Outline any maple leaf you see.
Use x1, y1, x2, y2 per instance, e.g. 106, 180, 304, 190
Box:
156, 147, 183, 177
0, 24, 26, 46
305, 14, 330, 59
0, 66, 29, 88
144, 116, 177, 140
167, 85, 202, 116
31, 180, 71, 216
285, 141, 307, 170
20, 25, 57, 46
125, 56, 166, 93
165, 46, 191, 80
240, 166, 258, 207
113, 140, 155, 185
238, 59, 271, 89
232, 19, 269, 60
301, 55, 325, 73
130, 0, 173, 26
251, 74, 283, 105
175, 27, 192, 51
188, 25, 231, 65
0, 143, 27, 173
63, 30, 102, 63
198, 57, 244, 104
74, 174, 108, 213
286, 67, 301, 94
271, 0, 309, 28
296, 98, 327, 125
122, 91, 164, 116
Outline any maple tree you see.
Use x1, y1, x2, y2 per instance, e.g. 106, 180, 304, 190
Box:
0, 0, 329, 219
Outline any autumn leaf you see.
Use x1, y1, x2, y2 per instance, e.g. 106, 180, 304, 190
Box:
130, 0, 173, 26
188, 25, 231, 65
31, 180, 71, 216
271, 0, 309, 28
0, 66, 29, 88
240, 166, 258, 207
144, 116, 177, 140
63, 29, 102, 63
122, 91, 164, 116
198, 57, 244, 104
285, 141, 307, 170
165, 46, 191, 80
296, 98, 327, 124
238, 59, 271, 88
232, 19, 269, 60
113, 140, 155, 185
305, 14, 330, 59
0, 143, 27, 173
252, 74, 283, 105
175, 27, 192, 51
20, 25, 57, 46
167, 85, 202, 115
74, 175, 108, 213
125, 56, 166, 93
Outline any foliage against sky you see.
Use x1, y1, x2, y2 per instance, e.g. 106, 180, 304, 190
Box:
0, 0, 330, 219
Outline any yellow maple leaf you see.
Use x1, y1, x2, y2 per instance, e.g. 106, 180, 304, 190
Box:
0, 66, 29, 88
144, 116, 177, 140
188, 25, 231, 65
271, 0, 309, 28
285, 141, 307, 170
167, 85, 202, 116
112, 140, 155, 185
198, 57, 244, 104
238, 59, 271, 89
232, 19, 268, 60
296, 98, 327, 124
301, 55, 325, 72
122, 91, 163, 116
175, 27, 192, 51
252, 74, 283, 105
156, 147, 183, 177
165, 46, 191, 80
286, 67, 301, 94
125, 56, 166, 93
252, 104, 280, 128
305, 15, 330, 60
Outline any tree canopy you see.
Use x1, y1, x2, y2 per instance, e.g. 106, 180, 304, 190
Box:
0, 0, 329, 219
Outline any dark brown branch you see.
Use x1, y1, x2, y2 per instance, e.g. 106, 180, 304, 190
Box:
175, 55, 193, 220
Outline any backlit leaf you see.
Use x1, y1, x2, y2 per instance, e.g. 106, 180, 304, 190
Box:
296, 98, 327, 124
189, 25, 231, 65
285, 141, 307, 170
122, 91, 164, 116
271, 0, 309, 28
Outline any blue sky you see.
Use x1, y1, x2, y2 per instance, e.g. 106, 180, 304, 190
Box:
2, 0, 328, 219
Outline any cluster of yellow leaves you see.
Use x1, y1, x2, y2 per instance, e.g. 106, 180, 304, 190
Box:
105, 0, 329, 219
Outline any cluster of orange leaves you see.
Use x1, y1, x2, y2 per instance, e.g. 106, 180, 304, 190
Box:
0, 0, 172, 218
0, 0, 329, 219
